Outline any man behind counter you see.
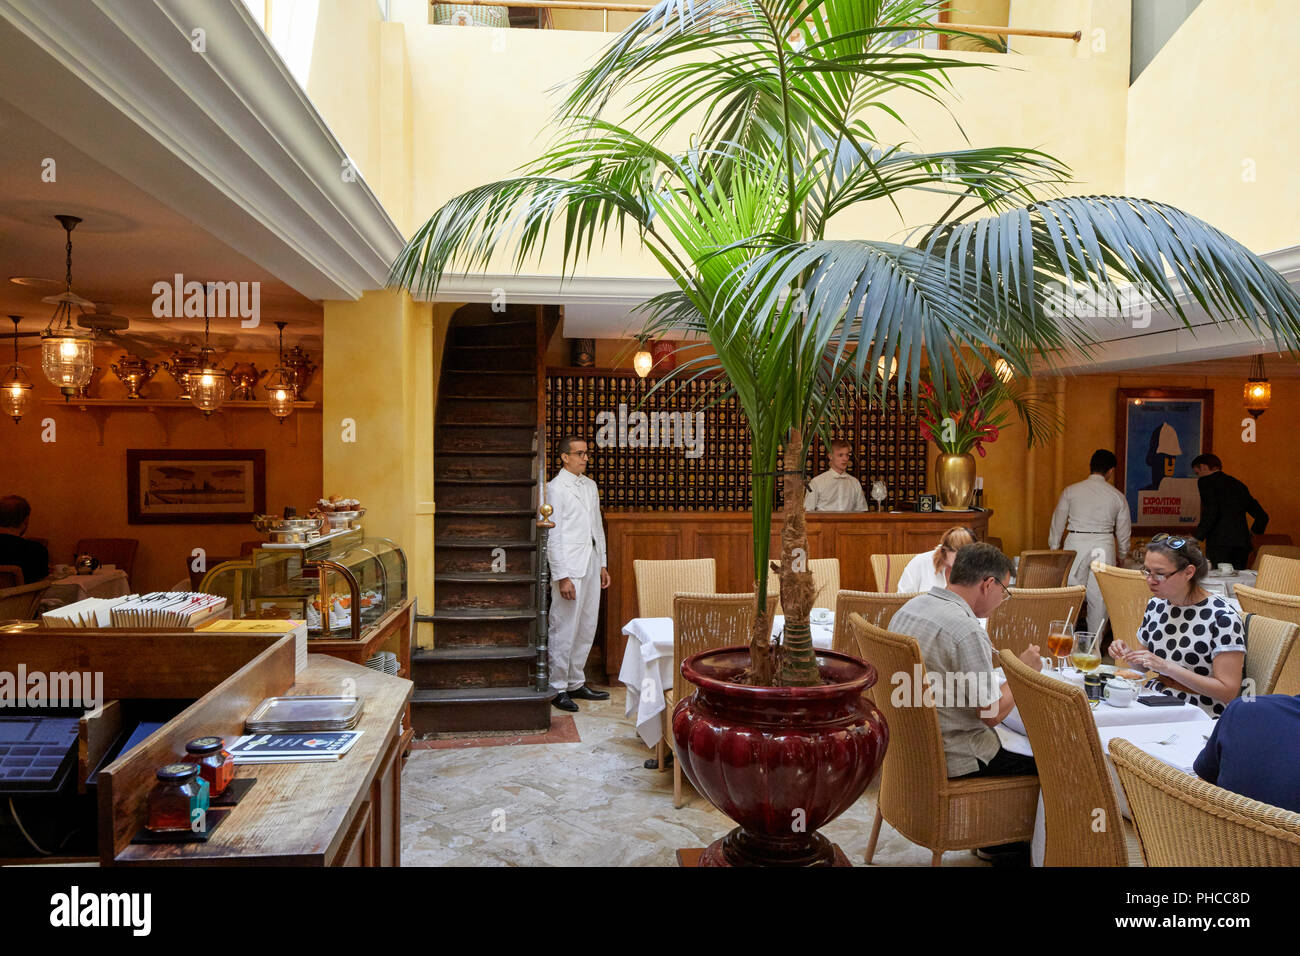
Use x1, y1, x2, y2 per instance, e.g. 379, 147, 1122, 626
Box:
805, 440, 867, 512
0, 495, 49, 585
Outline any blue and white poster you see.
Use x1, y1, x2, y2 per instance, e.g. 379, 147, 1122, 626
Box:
1119, 392, 1211, 528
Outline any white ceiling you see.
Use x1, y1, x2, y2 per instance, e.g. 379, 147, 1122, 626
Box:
0, 97, 322, 355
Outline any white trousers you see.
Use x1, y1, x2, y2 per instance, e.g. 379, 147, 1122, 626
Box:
548, 548, 601, 694
1064, 532, 1116, 635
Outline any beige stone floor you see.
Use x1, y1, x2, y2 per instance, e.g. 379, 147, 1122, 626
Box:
399, 693, 990, 867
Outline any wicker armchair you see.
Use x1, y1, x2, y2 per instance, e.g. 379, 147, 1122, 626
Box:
1240, 614, 1300, 696
998, 649, 1141, 866
850, 614, 1040, 865
1092, 562, 1151, 650
1015, 550, 1076, 589
765, 557, 841, 614
0, 580, 52, 620
666, 592, 764, 808
986, 586, 1086, 659
833, 590, 920, 706
633, 558, 716, 618
1236, 587, 1300, 694
1255, 555, 1300, 595
870, 552, 922, 592
1109, 738, 1300, 865
0, 565, 24, 588
1250, 540, 1299, 571
73, 537, 138, 580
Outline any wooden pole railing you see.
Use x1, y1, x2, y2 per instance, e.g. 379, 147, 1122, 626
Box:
430, 1, 1082, 41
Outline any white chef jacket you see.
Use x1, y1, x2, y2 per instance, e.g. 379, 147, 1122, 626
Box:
1048, 474, 1131, 556
805, 469, 867, 512
546, 469, 607, 581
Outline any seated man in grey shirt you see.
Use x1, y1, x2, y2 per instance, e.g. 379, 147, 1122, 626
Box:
888, 543, 1043, 779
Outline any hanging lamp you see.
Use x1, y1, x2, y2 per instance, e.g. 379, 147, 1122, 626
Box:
265, 321, 297, 423
1, 316, 34, 424
1244, 353, 1270, 418
189, 309, 229, 417
39, 215, 96, 399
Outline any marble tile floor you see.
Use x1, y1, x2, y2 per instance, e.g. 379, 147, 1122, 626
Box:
399, 693, 990, 867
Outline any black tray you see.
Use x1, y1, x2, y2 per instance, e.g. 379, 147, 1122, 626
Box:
130, 807, 231, 844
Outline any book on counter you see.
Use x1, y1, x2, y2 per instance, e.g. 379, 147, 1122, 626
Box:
227, 730, 364, 764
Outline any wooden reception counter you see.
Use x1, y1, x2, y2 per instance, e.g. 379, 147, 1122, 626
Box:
602, 509, 992, 680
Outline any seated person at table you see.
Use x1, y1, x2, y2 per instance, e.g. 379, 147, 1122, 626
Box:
1110, 534, 1245, 718
804, 440, 867, 512
0, 496, 49, 585
889, 543, 1042, 780
897, 526, 976, 593
1193, 694, 1300, 813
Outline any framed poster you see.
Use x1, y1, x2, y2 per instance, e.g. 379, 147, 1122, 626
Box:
127, 449, 266, 524
1115, 389, 1213, 531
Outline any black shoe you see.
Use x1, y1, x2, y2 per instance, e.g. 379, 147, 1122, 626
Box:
973, 842, 1031, 866
644, 753, 674, 770
568, 684, 610, 701
551, 693, 578, 713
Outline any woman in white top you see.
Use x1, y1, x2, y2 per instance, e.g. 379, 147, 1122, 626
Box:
896, 526, 977, 593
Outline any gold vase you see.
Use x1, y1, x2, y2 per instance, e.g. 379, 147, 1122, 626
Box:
934, 452, 976, 511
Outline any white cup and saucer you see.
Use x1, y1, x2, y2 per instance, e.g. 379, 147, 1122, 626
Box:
1103, 679, 1140, 708
810, 608, 832, 625
1215, 562, 1236, 576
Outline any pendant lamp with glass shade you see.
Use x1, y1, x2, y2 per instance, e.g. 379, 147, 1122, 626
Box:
1, 316, 34, 424
40, 215, 97, 399
265, 321, 297, 423
189, 310, 229, 416
1244, 353, 1271, 418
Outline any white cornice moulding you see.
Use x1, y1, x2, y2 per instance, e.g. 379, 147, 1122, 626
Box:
421, 273, 676, 305
0, 0, 404, 301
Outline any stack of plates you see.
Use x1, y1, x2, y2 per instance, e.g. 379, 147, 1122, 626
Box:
365, 651, 399, 675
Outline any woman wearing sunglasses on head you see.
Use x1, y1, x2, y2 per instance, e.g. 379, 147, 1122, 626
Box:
1108, 534, 1245, 717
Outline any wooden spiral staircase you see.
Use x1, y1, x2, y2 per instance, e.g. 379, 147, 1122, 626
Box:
413, 304, 559, 734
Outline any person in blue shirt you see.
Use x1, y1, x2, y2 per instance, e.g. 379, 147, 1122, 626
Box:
1193, 694, 1300, 813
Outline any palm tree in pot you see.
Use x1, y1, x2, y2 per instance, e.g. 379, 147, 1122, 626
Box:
392, 0, 1300, 865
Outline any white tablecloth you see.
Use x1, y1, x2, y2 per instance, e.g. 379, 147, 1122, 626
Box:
43, 569, 131, 605
994, 667, 1212, 866
619, 613, 836, 748
1202, 569, 1256, 600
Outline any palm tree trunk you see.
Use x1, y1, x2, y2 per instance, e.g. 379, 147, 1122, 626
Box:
776, 426, 820, 686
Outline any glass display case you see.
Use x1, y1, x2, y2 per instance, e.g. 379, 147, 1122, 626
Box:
199, 530, 407, 640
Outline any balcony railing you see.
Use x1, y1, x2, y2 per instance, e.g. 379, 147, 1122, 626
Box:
428, 2, 1082, 45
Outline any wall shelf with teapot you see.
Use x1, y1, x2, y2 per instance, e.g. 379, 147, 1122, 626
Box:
42, 397, 318, 447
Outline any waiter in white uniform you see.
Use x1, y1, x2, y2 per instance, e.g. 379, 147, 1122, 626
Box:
545, 436, 610, 712
805, 440, 868, 512
1048, 449, 1131, 633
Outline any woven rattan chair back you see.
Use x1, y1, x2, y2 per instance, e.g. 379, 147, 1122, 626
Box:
766, 557, 841, 615
999, 650, 1131, 866
0, 580, 51, 620
1236, 588, 1300, 694
1241, 614, 1300, 696
986, 586, 1086, 658
671, 592, 759, 704
870, 553, 922, 592
634, 558, 716, 618
1015, 550, 1076, 589
1109, 738, 1300, 865
1255, 555, 1300, 596
1092, 563, 1151, 648
1251, 544, 1300, 571
833, 591, 920, 656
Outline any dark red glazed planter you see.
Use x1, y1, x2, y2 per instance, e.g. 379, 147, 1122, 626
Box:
673, 647, 888, 866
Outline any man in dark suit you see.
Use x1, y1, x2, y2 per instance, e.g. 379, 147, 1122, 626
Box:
1192, 454, 1268, 570
0, 496, 50, 585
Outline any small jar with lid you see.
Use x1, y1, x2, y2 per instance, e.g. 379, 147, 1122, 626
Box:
183, 736, 234, 797
147, 763, 211, 832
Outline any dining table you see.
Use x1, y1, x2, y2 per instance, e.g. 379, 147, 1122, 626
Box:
619, 612, 837, 748
993, 665, 1213, 866
42, 568, 132, 606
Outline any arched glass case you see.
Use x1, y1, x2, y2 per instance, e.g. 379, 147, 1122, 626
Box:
200, 531, 407, 639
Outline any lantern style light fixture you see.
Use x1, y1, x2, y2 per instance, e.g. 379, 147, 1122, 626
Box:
1, 316, 34, 424
189, 310, 229, 417
265, 321, 297, 423
994, 357, 1014, 383
1244, 353, 1271, 418
633, 339, 654, 378
40, 215, 97, 399
876, 355, 899, 379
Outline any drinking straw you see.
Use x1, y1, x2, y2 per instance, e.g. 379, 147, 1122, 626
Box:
1064, 605, 1076, 630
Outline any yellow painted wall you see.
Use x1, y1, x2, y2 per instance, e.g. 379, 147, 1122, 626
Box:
305, 0, 383, 188
1126, 0, 1300, 254
323, 289, 437, 645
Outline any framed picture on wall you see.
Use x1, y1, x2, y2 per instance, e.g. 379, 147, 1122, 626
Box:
127, 449, 266, 524
1115, 389, 1213, 531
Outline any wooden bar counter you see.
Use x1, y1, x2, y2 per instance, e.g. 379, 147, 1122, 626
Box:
602, 508, 991, 680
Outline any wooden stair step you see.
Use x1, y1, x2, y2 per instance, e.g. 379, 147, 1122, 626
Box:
410, 687, 553, 734
435, 572, 535, 583
436, 449, 535, 458
436, 508, 537, 516
415, 646, 537, 662
435, 538, 536, 549
436, 478, 536, 486
429, 608, 537, 621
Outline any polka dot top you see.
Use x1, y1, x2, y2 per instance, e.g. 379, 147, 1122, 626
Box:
1136, 594, 1246, 718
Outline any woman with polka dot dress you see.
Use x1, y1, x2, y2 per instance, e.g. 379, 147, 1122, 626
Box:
1109, 534, 1245, 718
